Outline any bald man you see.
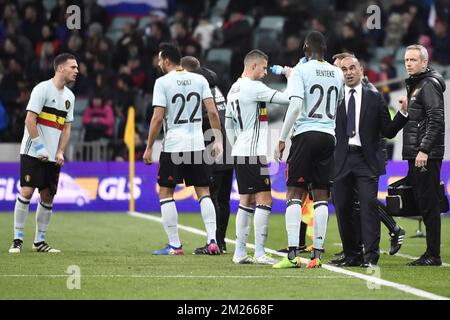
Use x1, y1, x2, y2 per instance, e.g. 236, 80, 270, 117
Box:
332, 56, 408, 267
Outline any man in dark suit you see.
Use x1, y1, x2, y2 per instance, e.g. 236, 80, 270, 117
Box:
333, 56, 408, 267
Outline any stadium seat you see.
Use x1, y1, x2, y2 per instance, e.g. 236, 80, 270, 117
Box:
206, 48, 232, 66
395, 47, 407, 63
72, 115, 83, 131
252, 29, 283, 55
373, 47, 395, 62
210, 0, 230, 17
43, 0, 57, 11
138, 16, 152, 30
108, 16, 137, 32
258, 16, 286, 32
105, 30, 124, 45
74, 98, 89, 116
70, 128, 83, 143
395, 62, 409, 79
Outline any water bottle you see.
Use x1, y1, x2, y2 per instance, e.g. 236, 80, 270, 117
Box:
270, 65, 285, 75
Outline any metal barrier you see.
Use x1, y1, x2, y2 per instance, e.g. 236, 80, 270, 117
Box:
70, 141, 111, 161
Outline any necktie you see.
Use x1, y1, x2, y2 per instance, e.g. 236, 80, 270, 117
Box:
346, 89, 356, 138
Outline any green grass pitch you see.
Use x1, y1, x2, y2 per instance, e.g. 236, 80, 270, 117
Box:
0, 212, 448, 299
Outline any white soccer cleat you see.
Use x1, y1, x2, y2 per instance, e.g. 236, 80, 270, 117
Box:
232, 255, 255, 264
32, 241, 61, 253
254, 254, 279, 265
9, 239, 23, 253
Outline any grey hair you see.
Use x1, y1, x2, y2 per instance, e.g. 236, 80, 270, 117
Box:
406, 44, 429, 61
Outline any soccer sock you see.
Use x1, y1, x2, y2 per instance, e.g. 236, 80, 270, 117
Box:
14, 195, 30, 240
199, 195, 217, 243
286, 199, 301, 259
35, 201, 52, 243
377, 201, 397, 233
235, 205, 254, 257
254, 204, 271, 258
299, 221, 307, 247
313, 201, 328, 251
160, 198, 181, 248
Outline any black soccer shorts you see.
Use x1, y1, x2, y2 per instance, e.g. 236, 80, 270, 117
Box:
286, 131, 334, 190
20, 154, 61, 195
157, 151, 210, 188
234, 156, 271, 194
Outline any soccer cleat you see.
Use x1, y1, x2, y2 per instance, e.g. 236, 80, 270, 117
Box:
254, 254, 279, 265
152, 244, 184, 255
406, 254, 442, 266
32, 241, 61, 253
232, 255, 255, 264
272, 256, 301, 269
9, 239, 23, 253
276, 245, 308, 254
389, 227, 405, 255
192, 244, 209, 255
306, 258, 322, 268
207, 240, 221, 255
219, 243, 227, 254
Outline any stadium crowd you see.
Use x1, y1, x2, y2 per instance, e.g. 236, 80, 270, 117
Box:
0, 0, 449, 161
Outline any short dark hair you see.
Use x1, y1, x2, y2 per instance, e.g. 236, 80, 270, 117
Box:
304, 31, 327, 56
180, 56, 200, 71
53, 53, 76, 71
244, 49, 268, 66
159, 42, 181, 65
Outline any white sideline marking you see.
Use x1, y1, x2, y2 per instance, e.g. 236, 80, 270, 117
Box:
129, 211, 449, 300
332, 242, 450, 267
0, 274, 348, 279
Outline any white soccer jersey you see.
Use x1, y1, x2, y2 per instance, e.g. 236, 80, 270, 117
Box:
152, 70, 212, 152
287, 59, 344, 137
225, 77, 279, 157
20, 79, 75, 162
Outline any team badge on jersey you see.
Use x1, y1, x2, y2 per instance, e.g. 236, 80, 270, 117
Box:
25, 175, 31, 182
264, 178, 270, 185
65, 100, 71, 109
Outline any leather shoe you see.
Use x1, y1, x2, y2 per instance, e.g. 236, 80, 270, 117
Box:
336, 257, 362, 267
328, 255, 346, 265
407, 254, 442, 266
334, 250, 344, 257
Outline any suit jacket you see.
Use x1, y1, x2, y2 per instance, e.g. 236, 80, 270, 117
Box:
334, 84, 408, 179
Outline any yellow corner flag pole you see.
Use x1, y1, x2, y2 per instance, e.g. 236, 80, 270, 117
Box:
124, 106, 135, 212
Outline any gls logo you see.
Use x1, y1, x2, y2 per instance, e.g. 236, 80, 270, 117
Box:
0, 177, 142, 201
0, 178, 18, 201
98, 177, 142, 200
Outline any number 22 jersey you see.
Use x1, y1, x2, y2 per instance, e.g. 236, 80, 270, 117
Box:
152, 70, 212, 152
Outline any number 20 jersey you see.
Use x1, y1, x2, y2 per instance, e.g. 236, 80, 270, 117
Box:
287, 60, 344, 137
152, 70, 212, 152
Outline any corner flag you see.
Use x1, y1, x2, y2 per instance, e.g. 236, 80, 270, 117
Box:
124, 106, 135, 212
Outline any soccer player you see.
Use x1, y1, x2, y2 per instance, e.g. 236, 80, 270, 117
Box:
143, 43, 223, 255
273, 31, 344, 268
9, 53, 78, 253
180, 56, 234, 255
225, 49, 290, 265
